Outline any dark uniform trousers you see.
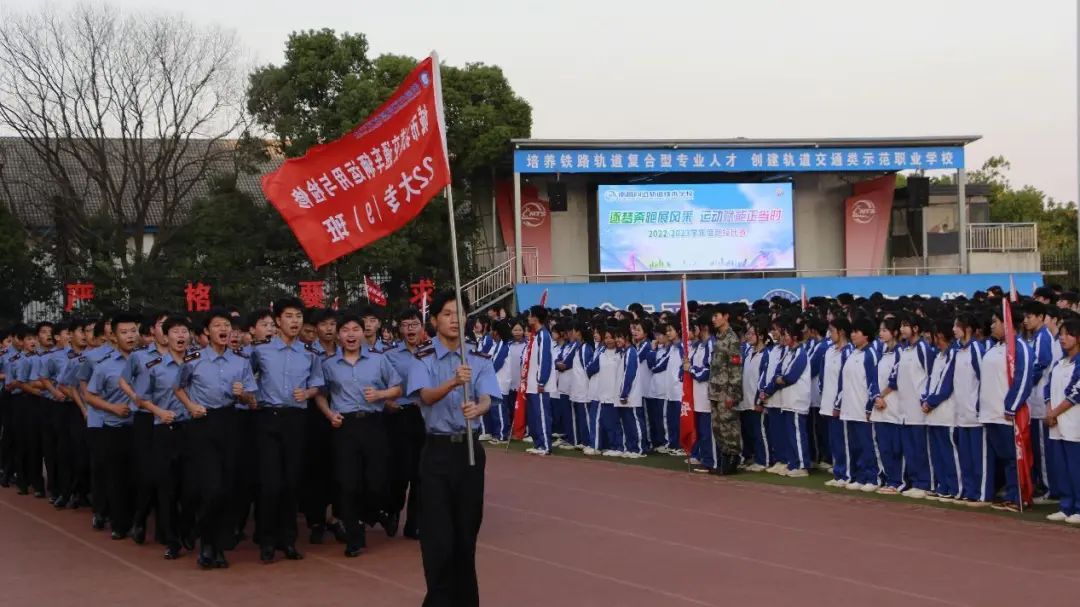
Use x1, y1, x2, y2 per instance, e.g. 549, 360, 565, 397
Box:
132, 410, 157, 529
301, 401, 334, 529
419, 435, 485, 607
14, 395, 44, 492
386, 405, 425, 530
256, 407, 305, 549
153, 421, 191, 548
231, 408, 259, 540
40, 398, 61, 497
100, 425, 135, 533
0, 392, 12, 474
61, 403, 90, 499
87, 427, 109, 518
333, 411, 389, 545
186, 407, 235, 549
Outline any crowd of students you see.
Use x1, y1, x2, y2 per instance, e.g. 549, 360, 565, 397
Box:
472, 285, 1080, 523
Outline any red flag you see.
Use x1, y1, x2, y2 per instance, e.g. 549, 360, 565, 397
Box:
512, 290, 548, 441
679, 276, 697, 454
365, 275, 387, 307
1002, 298, 1034, 507
261, 54, 452, 268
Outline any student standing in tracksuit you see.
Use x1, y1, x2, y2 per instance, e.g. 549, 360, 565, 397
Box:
804, 318, 829, 467
523, 307, 553, 456
562, 321, 592, 450
978, 305, 1034, 512
630, 318, 654, 453
684, 317, 715, 469
652, 323, 685, 455
1044, 317, 1080, 524
837, 318, 882, 492
486, 321, 512, 443
646, 324, 672, 453
823, 318, 854, 487
547, 324, 566, 444
870, 317, 904, 494
587, 326, 622, 456
1021, 301, 1057, 501
552, 323, 574, 448
762, 319, 811, 476
759, 321, 785, 472
505, 320, 527, 424
889, 315, 933, 498
951, 314, 986, 505
740, 319, 770, 471
614, 325, 646, 458
922, 320, 962, 501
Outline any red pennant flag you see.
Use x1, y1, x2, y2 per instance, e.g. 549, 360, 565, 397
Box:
261, 54, 452, 269
679, 275, 697, 454
1002, 298, 1034, 508
365, 275, 387, 307
512, 290, 548, 441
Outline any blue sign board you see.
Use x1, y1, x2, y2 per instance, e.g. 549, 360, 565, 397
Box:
515, 273, 1041, 313
513, 147, 964, 174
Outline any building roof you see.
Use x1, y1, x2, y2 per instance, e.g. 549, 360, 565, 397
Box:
0, 137, 283, 229
511, 135, 982, 150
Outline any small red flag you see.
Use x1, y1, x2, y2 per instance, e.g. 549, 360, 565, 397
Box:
1002, 298, 1034, 507
679, 275, 697, 454
512, 290, 548, 441
261, 54, 452, 269
365, 275, 387, 307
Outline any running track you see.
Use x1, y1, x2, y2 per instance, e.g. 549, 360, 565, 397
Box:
1, 449, 1078, 606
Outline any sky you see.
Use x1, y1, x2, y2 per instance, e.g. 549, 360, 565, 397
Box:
19, 0, 1080, 202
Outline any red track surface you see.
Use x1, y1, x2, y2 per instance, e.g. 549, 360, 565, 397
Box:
2, 449, 1079, 606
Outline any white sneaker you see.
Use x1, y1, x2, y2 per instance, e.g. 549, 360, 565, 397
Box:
624, 452, 646, 459
860, 483, 879, 493
746, 463, 767, 472
602, 450, 622, 457
551, 438, 567, 448
845, 482, 864, 491
583, 447, 599, 456
685, 457, 701, 465
902, 488, 928, 499
824, 479, 840, 487
669, 449, 687, 457
488, 439, 505, 446
1032, 495, 1057, 505
655, 446, 671, 454
1066, 514, 1080, 525
478, 433, 492, 441
532, 449, 550, 457
815, 462, 832, 471
523, 436, 534, 444
557, 443, 577, 451
786, 469, 809, 478
524, 448, 542, 455
766, 463, 786, 474
1046, 511, 1068, 522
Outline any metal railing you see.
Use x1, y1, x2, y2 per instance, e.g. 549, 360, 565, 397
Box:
462, 246, 539, 310
524, 265, 965, 284
967, 223, 1038, 252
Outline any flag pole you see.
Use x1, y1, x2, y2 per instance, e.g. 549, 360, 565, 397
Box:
432, 51, 475, 467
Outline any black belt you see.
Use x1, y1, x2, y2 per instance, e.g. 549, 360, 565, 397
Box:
343, 410, 383, 420
259, 407, 303, 416
426, 431, 479, 444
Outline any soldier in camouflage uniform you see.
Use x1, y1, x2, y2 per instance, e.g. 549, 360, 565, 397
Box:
708, 304, 742, 475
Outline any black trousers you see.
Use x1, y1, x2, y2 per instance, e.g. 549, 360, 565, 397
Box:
14, 395, 43, 491
100, 425, 135, 533
132, 411, 156, 528
386, 405, 425, 529
333, 412, 389, 546
0, 392, 12, 474
301, 403, 334, 528
62, 404, 90, 498
419, 435, 485, 607
153, 422, 191, 548
231, 408, 259, 539
187, 407, 235, 549
40, 397, 61, 497
87, 427, 109, 518
256, 407, 305, 549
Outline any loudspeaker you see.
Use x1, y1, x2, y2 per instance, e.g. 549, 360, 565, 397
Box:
548, 182, 567, 212
907, 176, 930, 207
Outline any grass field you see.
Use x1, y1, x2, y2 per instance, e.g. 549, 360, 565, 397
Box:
495, 438, 1066, 526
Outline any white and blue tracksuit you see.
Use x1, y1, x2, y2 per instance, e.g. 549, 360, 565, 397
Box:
616, 345, 646, 455
647, 343, 680, 450
924, 345, 962, 498
891, 339, 933, 491
871, 344, 904, 489
952, 339, 985, 501
838, 346, 881, 486
1046, 353, 1080, 516
524, 328, 554, 452
473, 335, 498, 436
689, 338, 715, 467
807, 337, 830, 462
760, 343, 785, 467
740, 345, 770, 465
764, 342, 811, 471
586, 345, 618, 451
553, 341, 574, 440
821, 343, 853, 481
562, 340, 592, 447
1027, 325, 1057, 496
487, 339, 512, 440
633, 339, 655, 451
977, 336, 1034, 503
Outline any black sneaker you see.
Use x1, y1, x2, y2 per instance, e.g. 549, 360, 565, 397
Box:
308, 523, 325, 545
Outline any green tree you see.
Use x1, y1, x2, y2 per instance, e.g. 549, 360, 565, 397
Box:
0, 204, 50, 322
246, 30, 531, 301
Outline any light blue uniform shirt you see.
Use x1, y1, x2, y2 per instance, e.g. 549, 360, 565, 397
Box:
321, 348, 403, 414
249, 337, 324, 408
177, 346, 258, 410
35, 347, 73, 401
74, 345, 115, 429
385, 343, 423, 406
405, 338, 501, 434
134, 355, 189, 424
126, 345, 165, 413
86, 351, 135, 428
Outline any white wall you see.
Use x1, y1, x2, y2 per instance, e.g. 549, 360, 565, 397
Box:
791, 174, 847, 275
970, 251, 1041, 273
546, 175, 590, 280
